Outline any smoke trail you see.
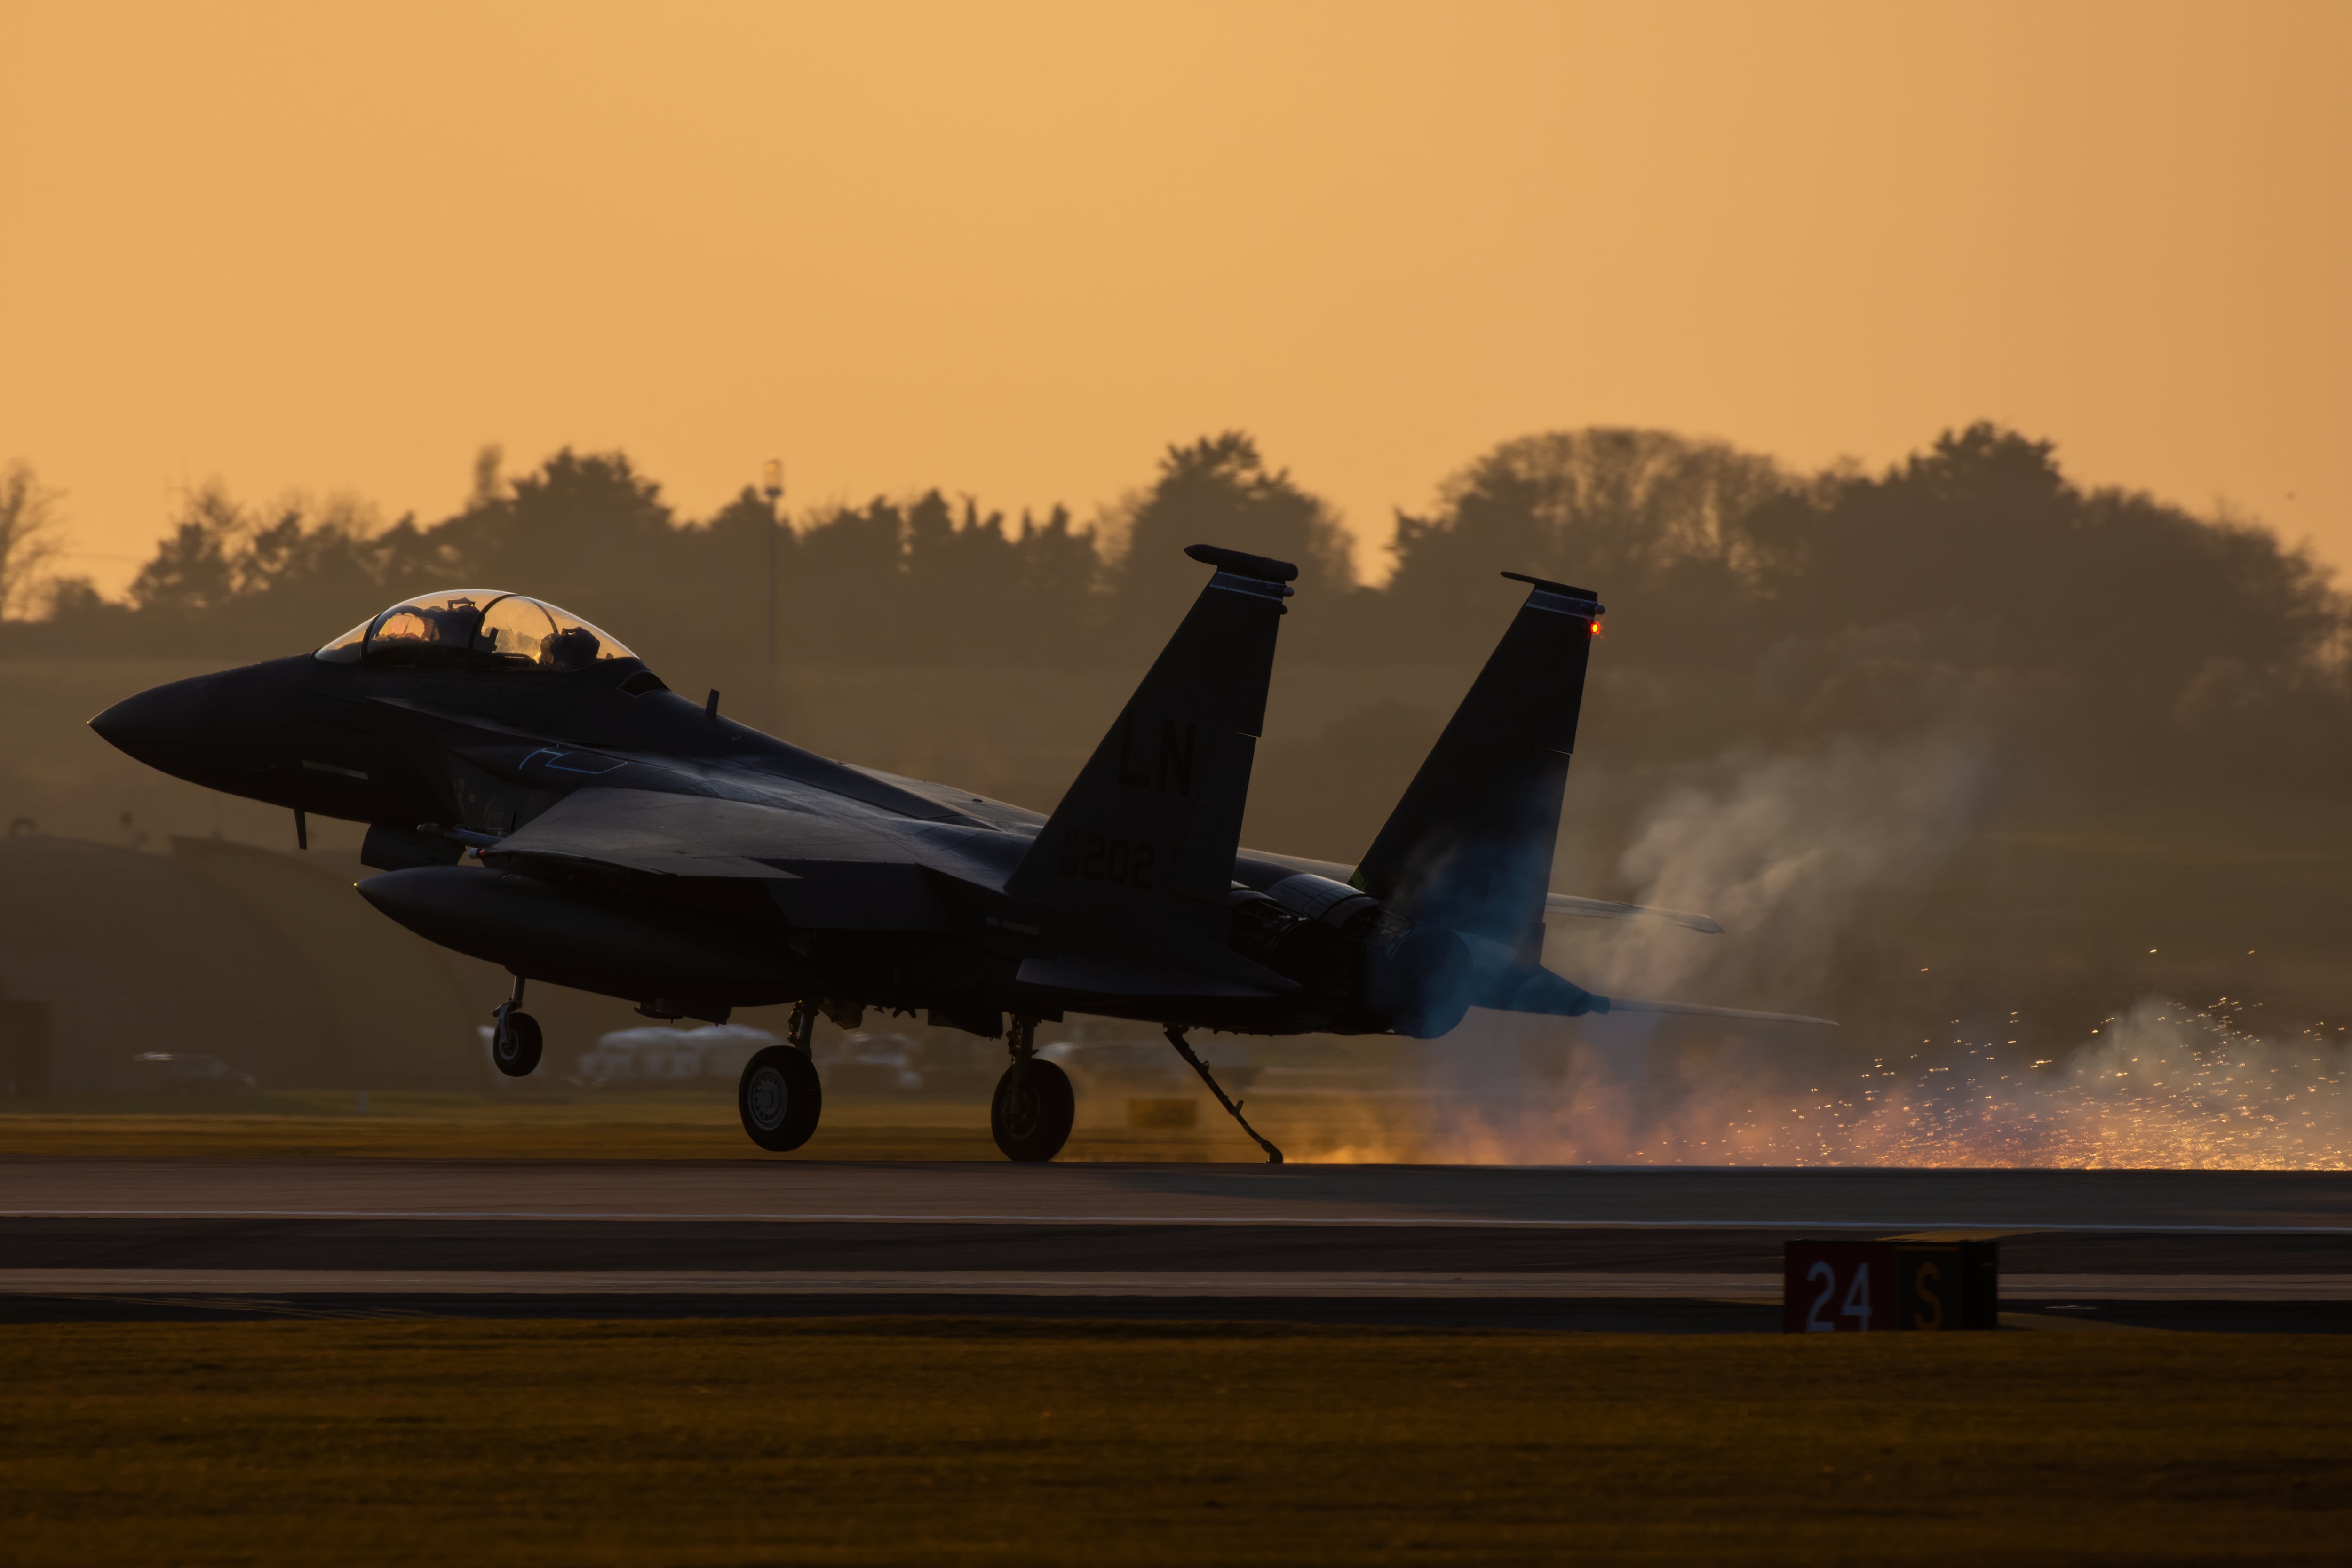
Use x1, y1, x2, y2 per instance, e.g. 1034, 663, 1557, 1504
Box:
1310, 736, 2349, 1169
1581, 729, 1990, 1006
1313, 732, 1987, 1162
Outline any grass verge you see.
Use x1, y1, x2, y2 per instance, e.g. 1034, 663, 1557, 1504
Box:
2, 1318, 2345, 1565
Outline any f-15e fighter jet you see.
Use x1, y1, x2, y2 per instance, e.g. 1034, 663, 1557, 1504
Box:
91, 544, 1819, 1162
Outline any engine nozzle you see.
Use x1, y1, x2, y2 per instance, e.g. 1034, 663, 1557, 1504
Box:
1227, 875, 1475, 1038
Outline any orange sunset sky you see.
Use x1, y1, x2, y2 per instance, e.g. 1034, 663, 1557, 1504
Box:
3, 0, 2345, 592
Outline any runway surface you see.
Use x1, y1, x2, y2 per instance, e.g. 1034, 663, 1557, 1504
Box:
5, 1160, 2346, 1330
11, 1159, 2352, 1226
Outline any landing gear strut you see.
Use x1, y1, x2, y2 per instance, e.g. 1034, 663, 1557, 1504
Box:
990, 1016, 1073, 1162
1165, 1025, 1283, 1164
490, 976, 542, 1077
740, 997, 823, 1150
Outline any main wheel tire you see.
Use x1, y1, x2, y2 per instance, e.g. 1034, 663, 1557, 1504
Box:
491, 1011, 543, 1077
739, 1045, 823, 1152
990, 1058, 1075, 1162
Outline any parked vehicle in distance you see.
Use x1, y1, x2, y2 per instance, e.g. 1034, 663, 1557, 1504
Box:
573, 1024, 775, 1085
817, 1031, 926, 1095
128, 1051, 259, 1094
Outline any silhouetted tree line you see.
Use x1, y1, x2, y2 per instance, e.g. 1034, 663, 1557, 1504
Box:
1381, 425, 2351, 784
6, 425, 2345, 787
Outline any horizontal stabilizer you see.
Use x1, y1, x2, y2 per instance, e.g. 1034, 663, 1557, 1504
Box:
1543, 893, 1722, 934
1476, 962, 1834, 1027
1477, 963, 1607, 1017
1604, 997, 1838, 1027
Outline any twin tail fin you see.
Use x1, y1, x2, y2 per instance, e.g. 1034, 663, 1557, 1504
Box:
1006, 546, 1295, 956
1353, 573, 1602, 963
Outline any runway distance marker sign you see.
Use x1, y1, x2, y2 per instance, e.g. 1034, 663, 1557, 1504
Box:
1784, 1240, 1999, 1332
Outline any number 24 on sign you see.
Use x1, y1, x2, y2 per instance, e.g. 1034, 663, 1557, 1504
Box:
1781, 1241, 1896, 1333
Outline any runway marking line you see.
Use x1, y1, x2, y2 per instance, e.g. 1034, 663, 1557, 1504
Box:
0, 1270, 2346, 1299
1885, 1228, 2037, 1241
2, 1210, 2349, 1233
0, 1268, 1790, 1297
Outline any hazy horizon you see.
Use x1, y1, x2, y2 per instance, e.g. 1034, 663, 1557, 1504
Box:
4, 0, 2345, 595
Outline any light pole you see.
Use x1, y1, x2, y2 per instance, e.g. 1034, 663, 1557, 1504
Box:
761, 458, 783, 731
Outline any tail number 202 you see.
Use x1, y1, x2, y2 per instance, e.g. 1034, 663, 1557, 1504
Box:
1064, 833, 1156, 888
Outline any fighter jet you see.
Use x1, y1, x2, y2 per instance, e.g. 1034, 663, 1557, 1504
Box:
91, 544, 1820, 1162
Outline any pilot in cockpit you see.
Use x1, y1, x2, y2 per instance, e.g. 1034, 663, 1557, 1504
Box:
542, 623, 602, 667
315, 591, 631, 673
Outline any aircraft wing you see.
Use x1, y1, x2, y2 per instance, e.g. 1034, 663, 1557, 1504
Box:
848, 764, 1049, 833
1239, 850, 1722, 935
476, 787, 970, 930
480, 786, 887, 878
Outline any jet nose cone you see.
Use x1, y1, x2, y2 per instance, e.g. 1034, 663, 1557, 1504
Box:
90, 680, 212, 775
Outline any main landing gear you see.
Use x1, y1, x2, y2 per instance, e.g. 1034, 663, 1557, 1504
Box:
739, 999, 823, 1152
490, 976, 542, 1077
991, 1016, 1073, 1162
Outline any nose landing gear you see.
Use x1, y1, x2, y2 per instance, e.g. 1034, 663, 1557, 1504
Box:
990, 1016, 1073, 1162
489, 976, 543, 1077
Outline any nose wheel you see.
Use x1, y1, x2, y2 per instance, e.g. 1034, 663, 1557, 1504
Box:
490, 978, 543, 1078
990, 1017, 1073, 1162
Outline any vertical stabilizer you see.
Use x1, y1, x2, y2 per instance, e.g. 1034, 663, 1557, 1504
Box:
1354, 573, 1603, 959
1007, 545, 1295, 951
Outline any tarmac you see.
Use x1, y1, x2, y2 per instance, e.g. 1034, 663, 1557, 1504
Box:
4, 1160, 2346, 1331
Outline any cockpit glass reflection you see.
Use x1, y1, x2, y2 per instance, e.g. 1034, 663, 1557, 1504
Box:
475, 595, 560, 668
365, 590, 493, 669
311, 590, 637, 671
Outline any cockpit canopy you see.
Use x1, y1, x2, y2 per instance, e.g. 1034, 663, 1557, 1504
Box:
313, 590, 637, 672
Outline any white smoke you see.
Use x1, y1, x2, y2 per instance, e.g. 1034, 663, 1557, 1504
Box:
1307, 735, 2350, 1170
1582, 729, 1989, 1005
